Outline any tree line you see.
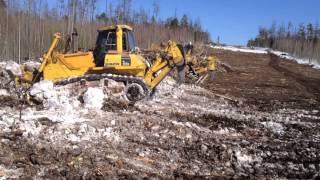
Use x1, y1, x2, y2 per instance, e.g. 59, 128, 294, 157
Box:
248, 22, 320, 65
0, 0, 210, 62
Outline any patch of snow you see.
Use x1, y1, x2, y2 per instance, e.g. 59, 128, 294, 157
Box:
22, 107, 83, 124
30, 81, 54, 99
30, 80, 60, 109
83, 87, 105, 109
0, 89, 10, 97
261, 121, 284, 135
23, 61, 40, 72
105, 79, 125, 95
0, 165, 23, 179
150, 76, 178, 102
0, 113, 15, 127
18, 118, 42, 137
67, 133, 81, 143
213, 128, 241, 136
29, 80, 84, 111
0, 62, 6, 67
5, 61, 22, 78
102, 127, 122, 142
171, 120, 185, 127
235, 151, 256, 164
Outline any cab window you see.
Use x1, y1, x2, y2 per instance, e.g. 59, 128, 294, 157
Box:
95, 30, 117, 51
106, 31, 117, 51
123, 30, 136, 52
128, 31, 136, 51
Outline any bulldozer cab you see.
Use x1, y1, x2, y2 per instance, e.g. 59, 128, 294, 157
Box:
93, 25, 147, 77
93, 25, 137, 66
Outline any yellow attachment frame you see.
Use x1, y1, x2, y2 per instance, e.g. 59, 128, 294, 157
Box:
144, 41, 184, 89
39, 33, 62, 73
144, 55, 171, 89
207, 56, 217, 71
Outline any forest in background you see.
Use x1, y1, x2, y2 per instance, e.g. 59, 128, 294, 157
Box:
0, 0, 210, 62
248, 22, 320, 65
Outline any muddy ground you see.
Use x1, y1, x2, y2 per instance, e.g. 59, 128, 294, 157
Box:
0, 49, 320, 179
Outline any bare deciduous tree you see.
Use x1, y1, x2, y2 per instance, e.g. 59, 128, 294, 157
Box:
248, 22, 320, 66
0, 0, 210, 62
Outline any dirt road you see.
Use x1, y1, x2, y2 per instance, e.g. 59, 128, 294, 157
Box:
268, 52, 320, 102
206, 49, 320, 111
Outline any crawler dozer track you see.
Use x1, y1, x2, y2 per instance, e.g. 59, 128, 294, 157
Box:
55, 73, 151, 102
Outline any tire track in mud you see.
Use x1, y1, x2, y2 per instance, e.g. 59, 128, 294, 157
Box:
268, 52, 320, 102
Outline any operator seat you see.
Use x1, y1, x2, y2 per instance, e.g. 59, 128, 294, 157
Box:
93, 31, 117, 67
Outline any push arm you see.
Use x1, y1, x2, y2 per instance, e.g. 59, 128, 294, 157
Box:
144, 41, 185, 89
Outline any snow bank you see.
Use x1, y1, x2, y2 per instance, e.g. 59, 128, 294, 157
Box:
270, 50, 320, 69
0, 78, 122, 147
212, 45, 320, 69
28, 78, 126, 111
213, 45, 268, 54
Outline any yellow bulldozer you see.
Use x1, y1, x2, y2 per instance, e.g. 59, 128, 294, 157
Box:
19, 25, 186, 102
144, 42, 217, 84
184, 43, 217, 84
